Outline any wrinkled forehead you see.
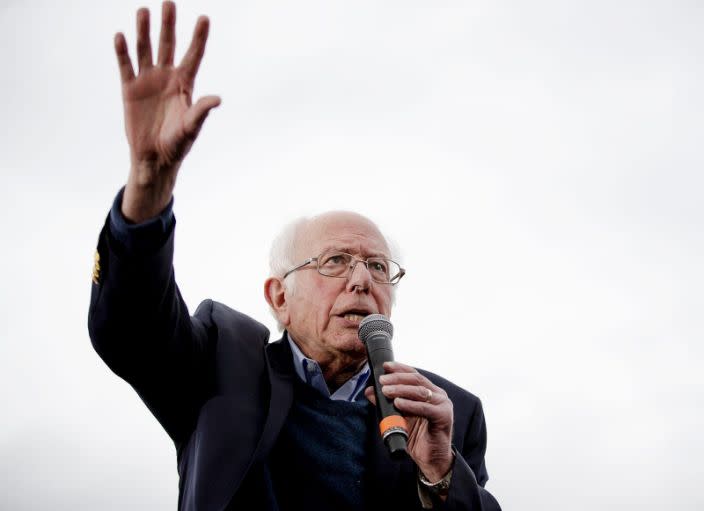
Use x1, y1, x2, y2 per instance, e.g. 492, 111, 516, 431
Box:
297, 212, 391, 259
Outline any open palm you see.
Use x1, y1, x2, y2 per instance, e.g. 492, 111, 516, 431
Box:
115, 2, 220, 220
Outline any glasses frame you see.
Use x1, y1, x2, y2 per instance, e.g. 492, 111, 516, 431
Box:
282, 250, 406, 285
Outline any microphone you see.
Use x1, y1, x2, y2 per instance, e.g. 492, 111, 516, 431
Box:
359, 314, 408, 458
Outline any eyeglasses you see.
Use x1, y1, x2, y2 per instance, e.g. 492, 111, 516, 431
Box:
283, 250, 406, 285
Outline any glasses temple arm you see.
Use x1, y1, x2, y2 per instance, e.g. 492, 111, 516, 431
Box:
282, 257, 316, 279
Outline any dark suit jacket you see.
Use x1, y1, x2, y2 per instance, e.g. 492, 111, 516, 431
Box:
88, 216, 501, 510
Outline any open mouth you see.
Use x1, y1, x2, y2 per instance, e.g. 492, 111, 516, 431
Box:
339, 310, 372, 324
343, 313, 366, 323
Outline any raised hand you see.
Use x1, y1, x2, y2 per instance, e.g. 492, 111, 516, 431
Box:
115, 1, 221, 223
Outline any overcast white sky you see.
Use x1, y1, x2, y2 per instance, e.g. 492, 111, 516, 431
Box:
1, 0, 702, 509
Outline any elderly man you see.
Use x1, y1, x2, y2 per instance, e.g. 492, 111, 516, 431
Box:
89, 3, 500, 510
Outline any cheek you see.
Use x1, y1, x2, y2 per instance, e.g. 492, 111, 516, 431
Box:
307, 281, 339, 326
376, 288, 393, 313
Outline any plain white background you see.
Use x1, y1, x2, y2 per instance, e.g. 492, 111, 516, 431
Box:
1, 1, 702, 509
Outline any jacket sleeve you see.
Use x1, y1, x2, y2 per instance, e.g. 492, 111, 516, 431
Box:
437, 397, 501, 511
88, 211, 215, 448
420, 371, 502, 511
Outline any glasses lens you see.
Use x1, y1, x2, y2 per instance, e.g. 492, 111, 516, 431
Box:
318, 252, 352, 277
368, 258, 401, 283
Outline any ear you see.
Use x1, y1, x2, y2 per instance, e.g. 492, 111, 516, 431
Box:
264, 277, 291, 327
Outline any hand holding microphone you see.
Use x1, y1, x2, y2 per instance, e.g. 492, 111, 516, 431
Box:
358, 314, 409, 457
359, 315, 455, 482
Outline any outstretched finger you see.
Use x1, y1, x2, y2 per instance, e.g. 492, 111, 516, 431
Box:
180, 16, 210, 84
114, 33, 135, 82
136, 7, 153, 71
183, 95, 221, 138
157, 1, 176, 66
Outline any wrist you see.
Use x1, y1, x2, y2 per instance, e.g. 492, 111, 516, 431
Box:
418, 452, 455, 503
417, 449, 454, 483
122, 176, 175, 224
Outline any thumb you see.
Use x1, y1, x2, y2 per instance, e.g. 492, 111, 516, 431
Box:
364, 386, 376, 405
184, 95, 221, 138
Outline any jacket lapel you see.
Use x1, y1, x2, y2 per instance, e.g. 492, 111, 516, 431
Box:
183, 335, 294, 511
252, 336, 295, 464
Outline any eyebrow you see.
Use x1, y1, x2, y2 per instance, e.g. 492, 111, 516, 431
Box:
319, 245, 390, 259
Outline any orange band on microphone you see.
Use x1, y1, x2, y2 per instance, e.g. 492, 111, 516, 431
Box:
379, 415, 408, 436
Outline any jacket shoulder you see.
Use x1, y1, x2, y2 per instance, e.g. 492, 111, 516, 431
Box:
193, 299, 271, 346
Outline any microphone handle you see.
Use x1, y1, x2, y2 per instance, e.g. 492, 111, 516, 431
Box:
366, 332, 408, 457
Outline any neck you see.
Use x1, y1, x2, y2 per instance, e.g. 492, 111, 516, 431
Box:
288, 334, 367, 393
320, 359, 367, 393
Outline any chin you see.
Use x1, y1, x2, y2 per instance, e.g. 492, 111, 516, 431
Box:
333, 334, 367, 356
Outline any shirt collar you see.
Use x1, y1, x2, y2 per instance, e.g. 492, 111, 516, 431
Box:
286, 332, 370, 402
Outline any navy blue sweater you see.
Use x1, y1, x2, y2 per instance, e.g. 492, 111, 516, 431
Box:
269, 377, 375, 510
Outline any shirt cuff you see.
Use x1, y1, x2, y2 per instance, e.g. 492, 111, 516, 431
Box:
108, 187, 175, 254
418, 479, 435, 509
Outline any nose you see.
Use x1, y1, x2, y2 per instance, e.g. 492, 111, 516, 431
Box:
346, 259, 372, 293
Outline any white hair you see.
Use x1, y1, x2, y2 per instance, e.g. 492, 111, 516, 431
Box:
269, 216, 309, 293
267, 213, 402, 331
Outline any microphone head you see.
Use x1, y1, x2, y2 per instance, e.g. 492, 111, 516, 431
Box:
358, 314, 393, 344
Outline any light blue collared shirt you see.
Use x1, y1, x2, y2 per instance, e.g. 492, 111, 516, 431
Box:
287, 334, 370, 402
